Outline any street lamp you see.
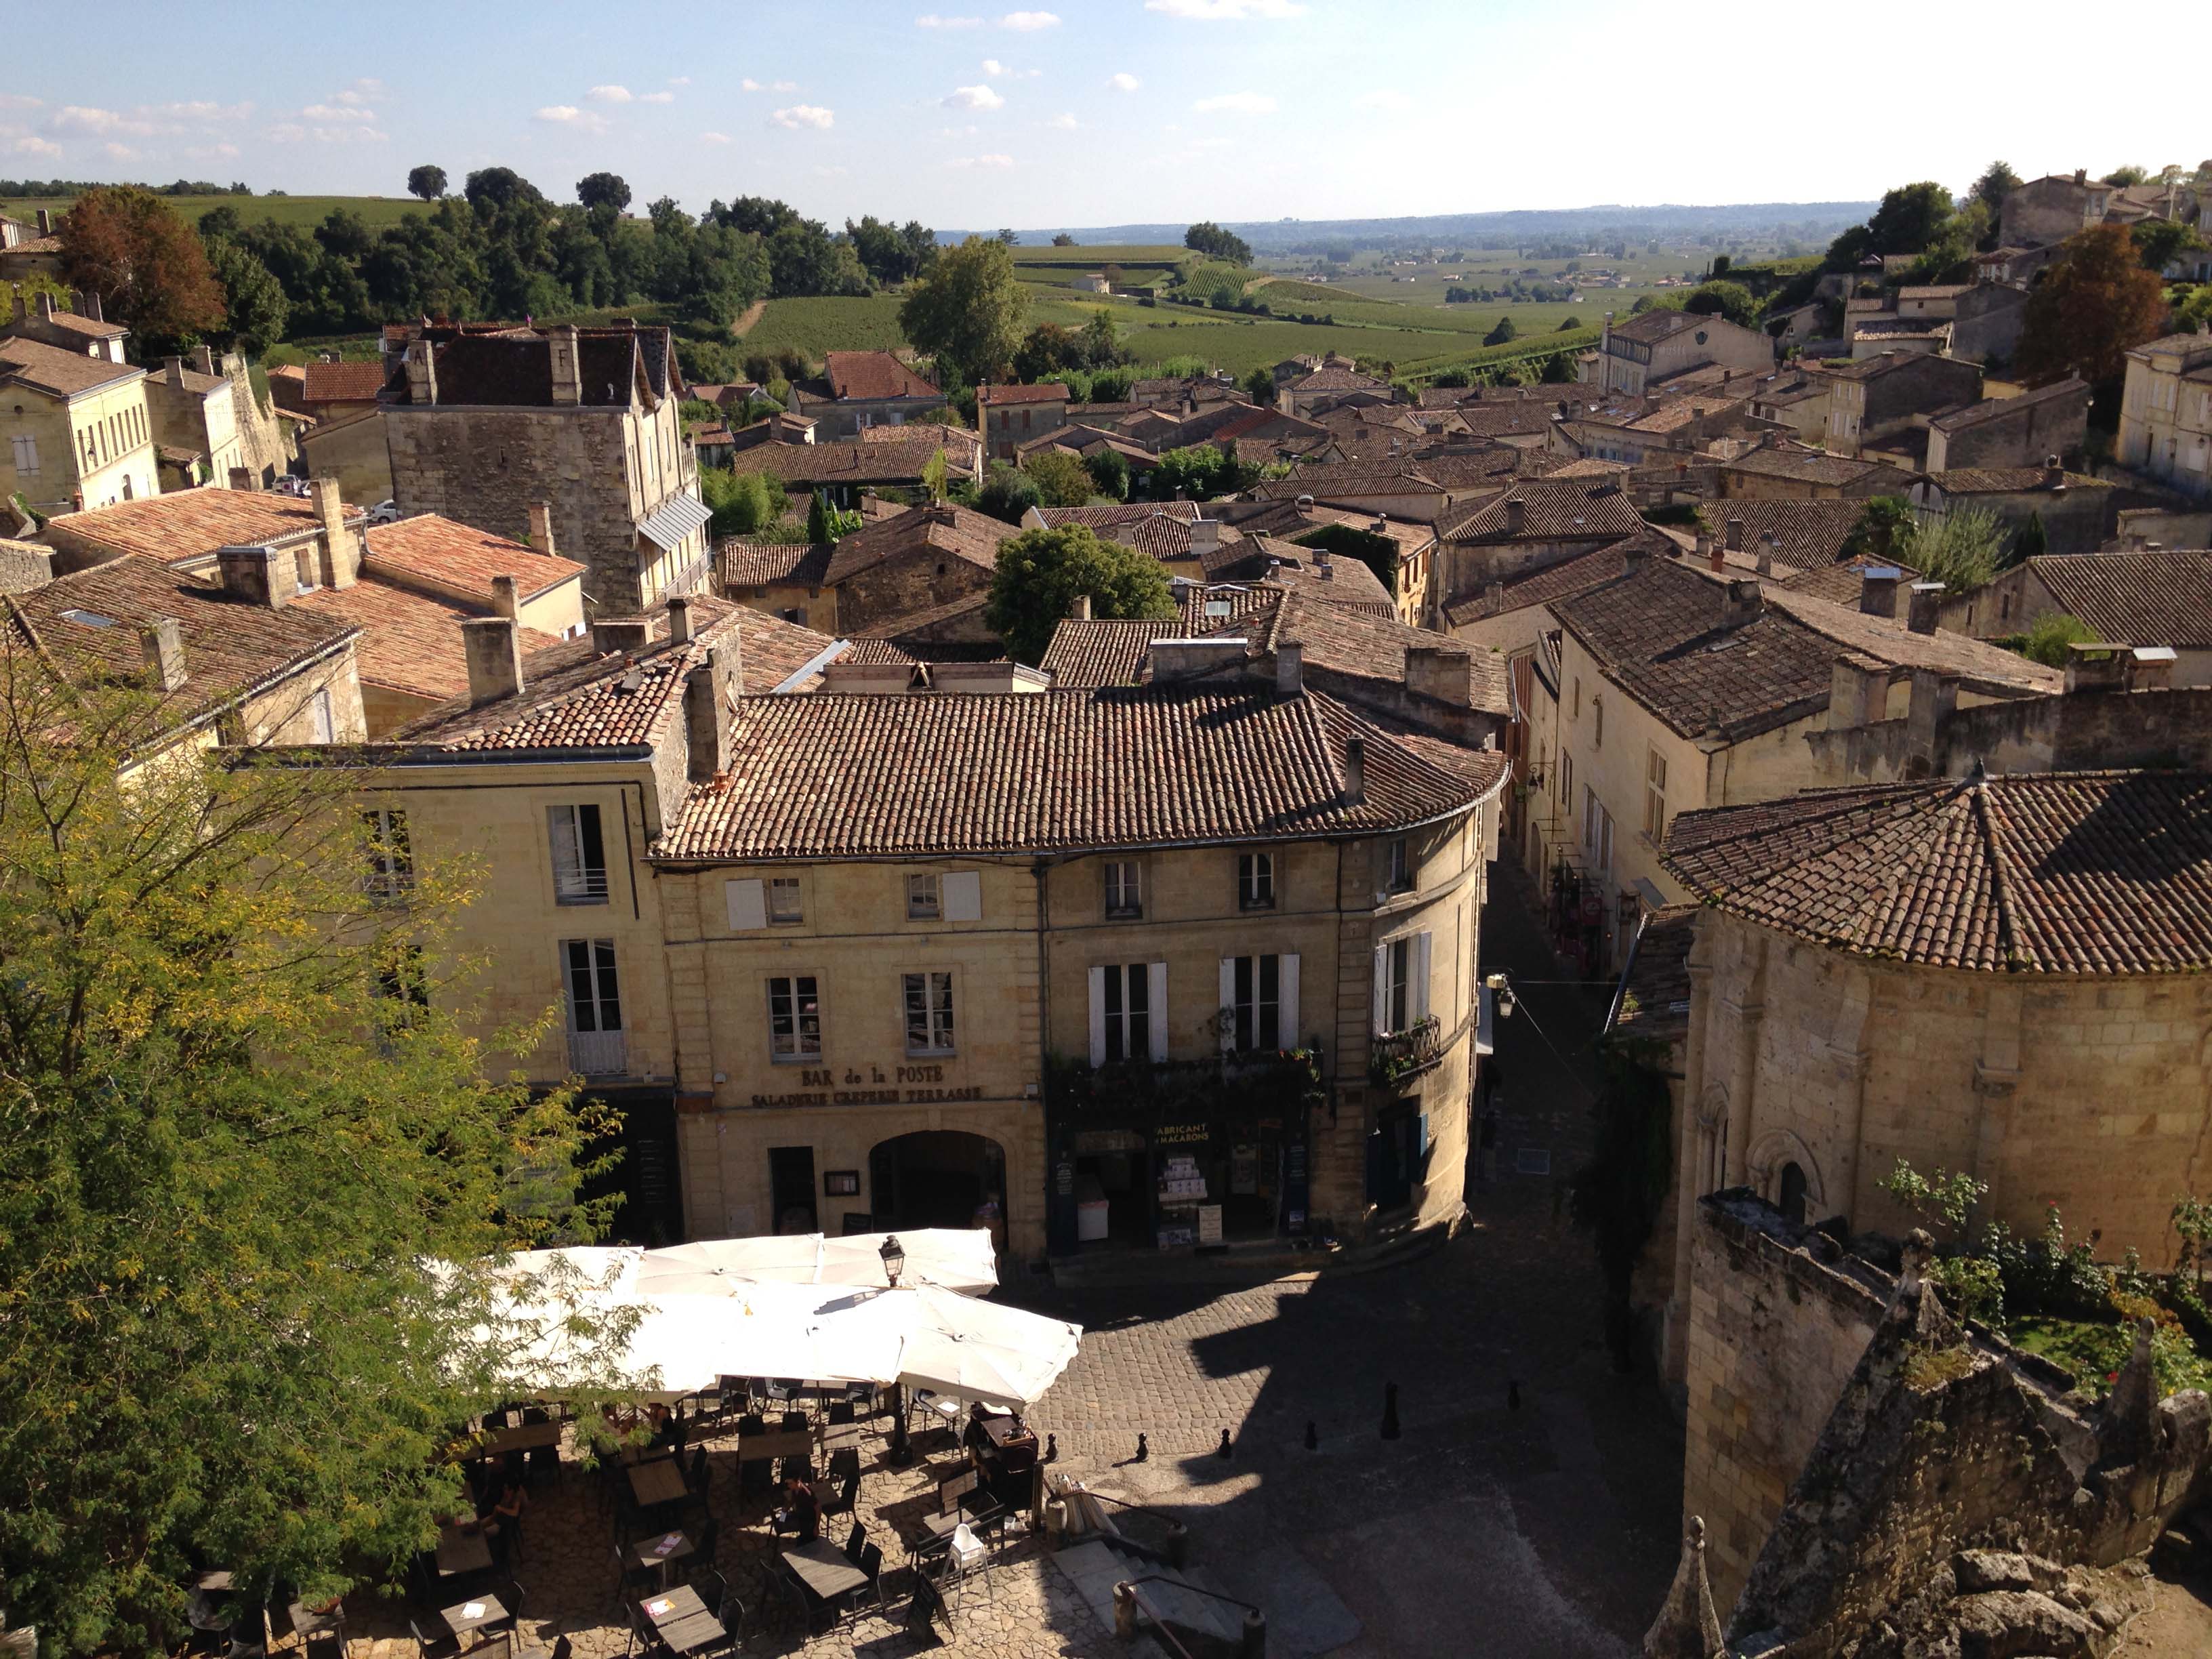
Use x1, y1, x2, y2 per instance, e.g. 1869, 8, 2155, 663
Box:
879, 1234, 905, 1288
880, 1234, 912, 1463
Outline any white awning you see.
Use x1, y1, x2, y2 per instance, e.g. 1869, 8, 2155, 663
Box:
638, 491, 714, 552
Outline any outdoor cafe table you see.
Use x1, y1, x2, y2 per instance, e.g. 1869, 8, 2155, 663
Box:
434, 1523, 494, 1578
638, 1585, 724, 1657
471, 1419, 563, 1460
738, 1427, 813, 1466
627, 1453, 691, 1509
780, 1539, 868, 1605
625, 1528, 695, 1586
441, 1593, 507, 1643
817, 1422, 863, 1455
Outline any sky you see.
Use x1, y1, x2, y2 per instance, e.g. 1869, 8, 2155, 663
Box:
7, 0, 2203, 232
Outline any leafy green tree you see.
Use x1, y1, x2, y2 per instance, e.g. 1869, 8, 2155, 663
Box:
920, 446, 949, 505
996, 228, 1020, 246
1556, 316, 1580, 331
2013, 510, 2048, 563
407, 164, 448, 202
975, 461, 1042, 524
2178, 285, 2212, 335
0, 661, 628, 1657
2018, 610, 2095, 667
1051, 232, 1076, 247
203, 234, 290, 352
1866, 181, 1954, 253
1152, 443, 1241, 500
846, 215, 933, 285
2018, 224, 2169, 388
1183, 221, 1253, 264
1971, 160, 2021, 217
806, 489, 834, 544
1899, 505, 2005, 593
899, 236, 1030, 387
1841, 495, 1917, 566
575, 171, 632, 214
1078, 307, 1126, 368
1684, 280, 1756, 325
1083, 447, 1129, 501
1483, 315, 1517, 346
1242, 364, 1276, 402
1540, 348, 1578, 384
1023, 449, 1093, 508
58, 186, 227, 353
985, 524, 1176, 661
2132, 218, 2205, 274
700, 467, 786, 537
2104, 165, 2150, 187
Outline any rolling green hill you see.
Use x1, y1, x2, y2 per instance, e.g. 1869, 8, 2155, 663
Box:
0, 192, 432, 232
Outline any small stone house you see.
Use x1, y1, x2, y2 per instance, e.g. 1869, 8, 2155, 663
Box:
2117, 333, 2212, 501
1908, 464, 2117, 556
1923, 377, 2088, 473
1948, 548, 2212, 686
790, 350, 947, 438
1594, 310, 1774, 396
975, 381, 1070, 461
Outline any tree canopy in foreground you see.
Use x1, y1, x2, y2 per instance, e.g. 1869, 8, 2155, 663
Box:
985, 525, 1176, 663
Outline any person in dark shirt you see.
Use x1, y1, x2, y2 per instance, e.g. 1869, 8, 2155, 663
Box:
775, 1473, 819, 1542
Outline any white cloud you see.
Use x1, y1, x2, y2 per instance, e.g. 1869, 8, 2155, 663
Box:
916, 12, 983, 23
949, 153, 1015, 168
184, 142, 243, 159
699, 130, 733, 144
1353, 88, 1411, 110
982, 58, 1007, 75
999, 10, 1059, 28
588, 85, 633, 103
272, 121, 388, 144
1047, 112, 1078, 128
770, 104, 835, 129
668, 76, 691, 86
148, 100, 253, 122
302, 103, 375, 121
741, 78, 763, 91
641, 91, 675, 104
350, 79, 385, 97
49, 106, 155, 137
535, 104, 611, 134
944, 85, 1005, 110
1147, 0, 1307, 15
771, 79, 798, 91
3, 134, 62, 159
102, 142, 138, 160
1107, 72, 1141, 91
1193, 90, 1276, 113
0, 95, 42, 111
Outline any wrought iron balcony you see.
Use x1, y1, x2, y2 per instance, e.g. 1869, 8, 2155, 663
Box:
1369, 1016, 1443, 1090
567, 1027, 628, 1077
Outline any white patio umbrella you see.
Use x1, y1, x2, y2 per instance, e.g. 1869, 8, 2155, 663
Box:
635, 1229, 998, 1296
831, 1283, 1084, 1410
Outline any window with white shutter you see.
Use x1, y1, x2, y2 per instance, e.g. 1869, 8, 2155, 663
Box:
726, 878, 767, 931
942, 869, 982, 922
1087, 962, 1160, 1065
549, 804, 609, 904
1221, 954, 1292, 1051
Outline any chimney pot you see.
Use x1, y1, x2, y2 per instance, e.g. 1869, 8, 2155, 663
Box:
1504, 497, 1527, 535
1755, 533, 1775, 577
460, 617, 525, 707
668, 594, 695, 644
1725, 516, 1744, 552
1859, 565, 1903, 618
1069, 592, 1092, 621
491, 574, 520, 621
190, 344, 214, 377
309, 476, 356, 589
1906, 581, 1944, 634
526, 501, 556, 558
139, 617, 186, 693
1342, 737, 1366, 807
165, 356, 186, 390
1275, 640, 1304, 697
2129, 644, 2177, 692
1719, 577, 1763, 630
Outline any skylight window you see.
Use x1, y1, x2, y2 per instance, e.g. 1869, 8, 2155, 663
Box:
59, 609, 117, 628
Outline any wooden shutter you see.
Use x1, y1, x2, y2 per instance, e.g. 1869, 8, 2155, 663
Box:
1372, 945, 1390, 1037
1147, 962, 1169, 1062
1412, 932, 1433, 1024
1278, 952, 1300, 1049
726, 878, 766, 931
1218, 956, 1237, 1053
1086, 965, 1107, 1069
943, 869, 983, 922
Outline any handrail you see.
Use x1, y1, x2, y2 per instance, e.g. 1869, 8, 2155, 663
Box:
1118, 1574, 1263, 1656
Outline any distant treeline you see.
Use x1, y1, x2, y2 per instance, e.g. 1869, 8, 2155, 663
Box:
1, 178, 253, 199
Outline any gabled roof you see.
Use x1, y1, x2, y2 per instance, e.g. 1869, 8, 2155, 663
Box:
361, 515, 584, 605
5, 553, 358, 730
0, 333, 143, 398
822, 350, 941, 403
1610, 309, 1721, 346
1928, 377, 2088, 433
1663, 771, 2212, 975
2020, 549, 2212, 649
1035, 501, 1202, 533
302, 360, 388, 404
1722, 447, 1903, 488
1694, 500, 1866, 572
1922, 468, 2112, 495
1441, 477, 1645, 543
820, 503, 1008, 587
723, 430, 979, 485
50, 488, 363, 566
1259, 590, 1509, 716
722, 539, 835, 589
654, 683, 1508, 861
26, 310, 126, 343
1038, 589, 1277, 688
977, 381, 1069, 405
290, 578, 565, 701
1441, 525, 1676, 626
1607, 905, 1700, 1044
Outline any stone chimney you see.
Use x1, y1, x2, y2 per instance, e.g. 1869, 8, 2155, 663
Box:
1693, 531, 1713, 563
1707, 537, 1725, 574
215, 544, 287, 609
1406, 644, 1474, 707
1859, 565, 1903, 618
2044, 454, 2066, 489
1755, 533, 1776, 577
35, 208, 51, 236
821, 661, 915, 693
164, 356, 186, 390
1317, 552, 1334, 581
1906, 669, 1958, 769
309, 477, 356, 589
1147, 638, 1248, 682
526, 501, 557, 558
2129, 645, 2177, 692
1191, 518, 1220, 554
1504, 497, 1526, 535
2074, 168, 2087, 185
684, 655, 733, 781
1906, 580, 1944, 635
139, 617, 186, 693
35, 292, 55, 321
491, 575, 520, 621
1827, 657, 1887, 730
190, 344, 213, 376
668, 594, 696, 644
1341, 736, 1366, 806
461, 617, 525, 706
592, 616, 653, 655
404, 338, 438, 405
1717, 577, 1762, 630
2064, 642, 2130, 694
1724, 516, 1744, 552
1275, 640, 1303, 697
228, 466, 256, 491
1069, 592, 1092, 621
548, 323, 582, 406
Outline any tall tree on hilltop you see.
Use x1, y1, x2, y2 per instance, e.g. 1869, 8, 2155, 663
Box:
406, 164, 447, 201
1971, 160, 2021, 216
58, 186, 226, 351
2018, 224, 2169, 390
1183, 220, 1252, 265
899, 235, 1029, 387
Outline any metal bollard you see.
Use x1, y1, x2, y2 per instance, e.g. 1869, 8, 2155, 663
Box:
1382, 1380, 1401, 1440
1240, 1608, 1267, 1659
1165, 1518, 1189, 1569
1113, 1582, 1137, 1641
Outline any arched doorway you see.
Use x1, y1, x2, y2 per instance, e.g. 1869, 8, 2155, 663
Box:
869, 1131, 1008, 1250
1779, 1162, 1809, 1226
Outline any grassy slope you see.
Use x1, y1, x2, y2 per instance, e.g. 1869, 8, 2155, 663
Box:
1, 192, 431, 231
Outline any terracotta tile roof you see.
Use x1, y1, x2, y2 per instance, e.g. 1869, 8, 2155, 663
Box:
1694, 500, 1866, 571
1930, 377, 2088, 432
724, 430, 979, 486
5, 553, 358, 729
1441, 526, 1679, 627
1035, 501, 1201, 533
1287, 366, 1389, 394
1607, 905, 1700, 1044
1547, 457, 1633, 480
1109, 512, 1234, 562
1410, 451, 1528, 489
361, 515, 583, 605
1610, 309, 1710, 346
823, 350, 940, 402
655, 684, 1509, 861
1778, 550, 1924, 606
2020, 550, 2212, 649
836, 637, 921, 665
1261, 590, 1509, 716
1663, 771, 2212, 975
50, 488, 362, 566
1924, 468, 2113, 495
1250, 464, 1445, 502
291, 577, 563, 700
0, 334, 143, 398
1441, 478, 1645, 542
296, 359, 382, 404
721, 539, 834, 588
1038, 589, 1280, 688
978, 382, 1069, 405
821, 503, 1009, 587
398, 600, 837, 750
30, 310, 126, 342
1723, 448, 1904, 488
1553, 556, 2055, 743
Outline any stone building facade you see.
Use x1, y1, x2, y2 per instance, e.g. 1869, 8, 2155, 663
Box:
382, 321, 708, 617
2116, 332, 2212, 501
1923, 375, 2089, 473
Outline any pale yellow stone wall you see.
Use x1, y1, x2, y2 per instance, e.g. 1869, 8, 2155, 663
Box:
1, 374, 158, 516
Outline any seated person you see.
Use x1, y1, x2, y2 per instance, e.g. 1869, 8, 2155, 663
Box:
773, 1472, 820, 1543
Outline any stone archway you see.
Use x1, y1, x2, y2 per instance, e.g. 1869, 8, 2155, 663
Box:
869, 1130, 1008, 1248
1746, 1128, 1826, 1219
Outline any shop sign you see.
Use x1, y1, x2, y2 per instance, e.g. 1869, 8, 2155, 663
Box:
1155, 1122, 1211, 1146
751, 1060, 983, 1109
1073, 1128, 1145, 1155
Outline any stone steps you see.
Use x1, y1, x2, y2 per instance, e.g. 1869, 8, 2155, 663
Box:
1050, 1536, 1250, 1654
